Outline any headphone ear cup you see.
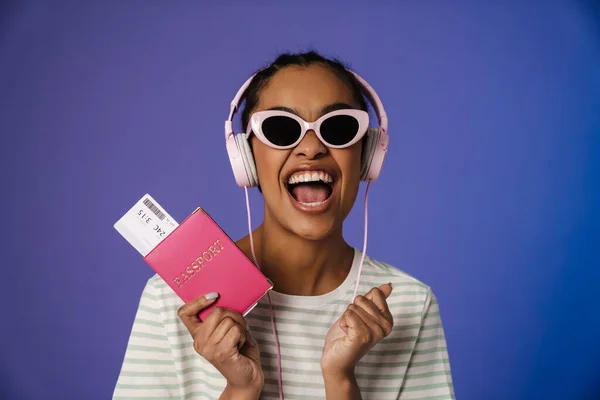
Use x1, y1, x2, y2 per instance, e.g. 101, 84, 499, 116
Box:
361, 128, 379, 181
236, 134, 259, 187
225, 133, 258, 187
361, 128, 388, 181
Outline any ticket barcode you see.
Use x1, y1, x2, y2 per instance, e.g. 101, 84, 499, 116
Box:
143, 197, 166, 221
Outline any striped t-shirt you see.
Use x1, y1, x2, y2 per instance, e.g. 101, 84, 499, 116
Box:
112, 248, 455, 399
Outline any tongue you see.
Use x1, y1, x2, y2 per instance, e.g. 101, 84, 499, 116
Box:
292, 183, 330, 204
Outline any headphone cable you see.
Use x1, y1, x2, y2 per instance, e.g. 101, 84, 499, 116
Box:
243, 180, 370, 399
245, 187, 284, 400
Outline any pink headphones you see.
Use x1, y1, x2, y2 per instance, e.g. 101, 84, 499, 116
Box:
224, 69, 390, 186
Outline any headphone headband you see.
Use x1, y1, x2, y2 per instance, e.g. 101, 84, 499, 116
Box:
224, 66, 389, 187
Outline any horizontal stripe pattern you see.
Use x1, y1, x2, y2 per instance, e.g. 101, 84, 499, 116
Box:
112, 249, 455, 399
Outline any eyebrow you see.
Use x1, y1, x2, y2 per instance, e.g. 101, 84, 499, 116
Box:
266, 102, 356, 118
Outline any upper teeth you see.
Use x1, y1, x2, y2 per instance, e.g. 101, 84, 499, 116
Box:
288, 171, 333, 185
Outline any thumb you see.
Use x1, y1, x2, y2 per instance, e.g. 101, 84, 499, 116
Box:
377, 283, 393, 299
177, 292, 219, 332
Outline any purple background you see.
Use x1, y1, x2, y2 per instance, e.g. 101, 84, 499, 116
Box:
1, 1, 599, 399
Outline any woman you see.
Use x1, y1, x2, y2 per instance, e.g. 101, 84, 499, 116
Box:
113, 51, 455, 400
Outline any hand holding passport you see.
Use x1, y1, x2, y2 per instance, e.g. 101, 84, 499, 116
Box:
115, 194, 271, 393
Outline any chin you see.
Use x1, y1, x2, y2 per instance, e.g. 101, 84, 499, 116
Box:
287, 218, 340, 242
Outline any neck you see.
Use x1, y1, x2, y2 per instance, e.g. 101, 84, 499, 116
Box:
238, 216, 355, 297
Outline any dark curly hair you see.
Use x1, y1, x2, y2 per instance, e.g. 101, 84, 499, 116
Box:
239, 50, 369, 132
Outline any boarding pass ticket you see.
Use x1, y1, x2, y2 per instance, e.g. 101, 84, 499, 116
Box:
114, 194, 179, 257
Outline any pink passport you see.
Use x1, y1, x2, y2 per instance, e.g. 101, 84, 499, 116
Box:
143, 207, 273, 321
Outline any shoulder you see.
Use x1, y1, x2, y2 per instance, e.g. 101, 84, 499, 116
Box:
361, 252, 431, 293
139, 273, 184, 311
359, 252, 436, 312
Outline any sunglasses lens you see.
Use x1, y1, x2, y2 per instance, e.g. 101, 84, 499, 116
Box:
261, 116, 302, 147
320, 115, 360, 146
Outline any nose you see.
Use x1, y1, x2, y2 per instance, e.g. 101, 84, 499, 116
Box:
293, 130, 327, 159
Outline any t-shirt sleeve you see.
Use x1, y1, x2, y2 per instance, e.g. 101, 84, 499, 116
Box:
112, 278, 183, 399
399, 289, 456, 399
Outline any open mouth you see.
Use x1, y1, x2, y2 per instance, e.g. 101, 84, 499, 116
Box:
285, 170, 335, 207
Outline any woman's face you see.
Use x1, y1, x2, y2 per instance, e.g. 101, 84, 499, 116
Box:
250, 64, 363, 240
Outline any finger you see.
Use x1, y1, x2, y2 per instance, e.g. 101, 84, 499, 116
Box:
244, 330, 259, 349
177, 292, 219, 333
349, 303, 390, 339
355, 289, 394, 337
354, 295, 385, 320
241, 332, 261, 365
365, 284, 393, 314
379, 283, 393, 298
201, 306, 248, 340
342, 308, 371, 342
219, 322, 246, 352
373, 283, 393, 298
203, 306, 247, 330
207, 316, 237, 346
349, 303, 379, 326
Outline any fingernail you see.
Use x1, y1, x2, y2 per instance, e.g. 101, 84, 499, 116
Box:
204, 292, 219, 300
388, 282, 393, 289
251, 336, 258, 345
